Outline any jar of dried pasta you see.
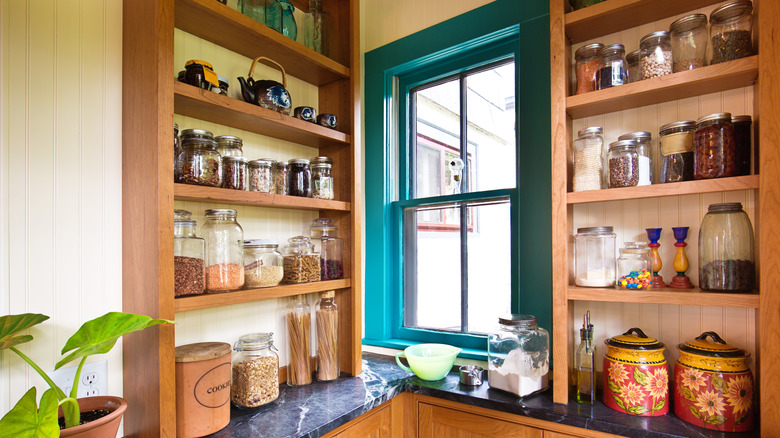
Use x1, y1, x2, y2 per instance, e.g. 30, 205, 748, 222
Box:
283, 236, 320, 284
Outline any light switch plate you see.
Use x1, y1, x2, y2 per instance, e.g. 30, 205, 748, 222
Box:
51, 359, 107, 398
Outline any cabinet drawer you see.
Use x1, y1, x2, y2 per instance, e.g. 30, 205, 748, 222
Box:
418, 402, 543, 438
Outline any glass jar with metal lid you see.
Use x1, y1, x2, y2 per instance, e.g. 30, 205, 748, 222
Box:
248, 158, 275, 193
222, 156, 248, 190
732, 115, 752, 176
282, 235, 320, 283
177, 129, 222, 187
699, 202, 754, 292
231, 333, 280, 408
694, 112, 736, 179
286, 294, 313, 386
710, 0, 755, 64
572, 127, 603, 192
243, 239, 283, 288
669, 14, 708, 72
574, 43, 604, 95
574, 226, 616, 287
274, 160, 289, 195
487, 314, 549, 398
316, 291, 339, 382
215, 135, 243, 157
625, 49, 640, 83
640, 31, 673, 79
596, 44, 628, 90
309, 218, 342, 281
311, 161, 334, 199
616, 242, 653, 289
174, 218, 206, 296
617, 131, 652, 185
202, 209, 244, 292
659, 120, 696, 183
174, 208, 192, 221
288, 158, 311, 197
607, 139, 639, 188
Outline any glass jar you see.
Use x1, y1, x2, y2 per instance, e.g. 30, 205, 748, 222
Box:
274, 160, 289, 195
238, 0, 264, 22
286, 294, 312, 386
670, 14, 708, 72
616, 242, 652, 289
177, 129, 222, 187
699, 203, 755, 292
283, 235, 320, 284
304, 0, 328, 56
640, 31, 673, 79
316, 291, 339, 381
310, 218, 343, 280
248, 158, 275, 193
607, 140, 639, 188
574, 43, 603, 95
288, 158, 311, 197
174, 219, 206, 296
231, 333, 279, 408
710, 0, 755, 64
265, 0, 297, 40
617, 131, 652, 185
732, 115, 752, 176
174, 209, 192, 221
243, 239, 283, 288
222, 156, 248, 190
310, 218, 337, 252
215, 135, 243, 157
694, 112, 736, 179
173, 123, 180, 181
574, 226, 616, 287
572, 127, 603, 192
202, 209, 244, 292
659, 120, 696, 183
311, 162, 334, 199
487, 314, 549, 398
596, 44, 627, 90
625, 49, 640, 83
184, 59, 219, 90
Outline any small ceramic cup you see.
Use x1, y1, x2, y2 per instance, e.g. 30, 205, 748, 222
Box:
294, 106, 317, 123
317, 113, 337, 129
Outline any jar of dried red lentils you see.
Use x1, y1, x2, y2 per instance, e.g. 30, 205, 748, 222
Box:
202, 209, 245, 292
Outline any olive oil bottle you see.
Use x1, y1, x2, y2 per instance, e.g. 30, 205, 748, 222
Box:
575, 311, 595, 404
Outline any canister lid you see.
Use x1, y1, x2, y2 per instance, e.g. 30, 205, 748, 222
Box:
205, 208, 237, 217
180, 128, 214, 139
574, 43, 604, 60
608, 139, 637, 151
175, 342, 231, 363
321, 290, 335, 299
498, 314, 537, 327
174, 209, 192, 220
600, 43, 625, 56
732, 115, 752, 123
625, 49, 640, 65
696, 112, 732, 126
669, 13, 708, 34
576, 226, 614, 234
222, 156, 248, 163
618, 131, 651, 141
310, 156, 333, 165
274, 160, 289, 168
711, 0, 753, 24
640, 31, 670, 47
707, 202, 743, 212
659, 120, 696, 135
289, 158, 310, 165
577, 126, 603, 137
244, 239, 279, 247
248, 158, 275, 167
234, 332, 275, 351
215, 135, 243, 146
677, 332, 748, 358
606, 328, 664, 350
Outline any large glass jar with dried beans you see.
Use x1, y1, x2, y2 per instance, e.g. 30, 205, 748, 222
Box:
222, 156, 248, 190
574, 43, 603, 95
288, 158, 312, 197
640, 31, 673, 79
311, 157, 334, 199
174, 217, 206, 296
659, 120, 696, 183
710, 0, 755, 64
617, 131, 652, 185
699, 203, 755, 292
243, 239, 283, 288
596, 44, 627, 90
215, 135, 243, 157
202, 209, 245, 292
282, 236, 320, 284
572, 126, 603, 192
248, 158, 275, 193
694, 112, 736, 179
670, 14, 708, 72
177, 129, 222, 187
274, 160, 289, 195
607, 140, 639, 188
732, 115, 752, 176
231, 333, 279, 408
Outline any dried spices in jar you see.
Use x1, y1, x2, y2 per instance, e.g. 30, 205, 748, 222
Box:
694, 112, 736, 179
710, 0, 755, 64
574, 43, 603, 95
617, 131, 652, 185
184, 59, 219, 91
222, 156, 248, 190
670, 14, 708, 72
248, 158, 275, 193
288, 158, 311, 197
607, 139, 639, 188
596, 44, 627, 90
659, 120, 696, 183
311, 156, 334, 199
640, 31, 673, 79
732, 115, 752, 176
215, 135, 243, 157
243, 239, 284, 288
282, 235, 320, 283
572, 127, 603, 192
232, 333, 280, 408
274, 160, 289, 195
177, 129, 222, 187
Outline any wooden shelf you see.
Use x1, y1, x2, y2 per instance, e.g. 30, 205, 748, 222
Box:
174, 183, 351, 211
174, 0, 349, 86
565, 0, 723, 44
566, 56, 758, 118
567, 286, 759, 308
567, 175, 758, 204
174, 81, 350, 148
175, 279, 352, 312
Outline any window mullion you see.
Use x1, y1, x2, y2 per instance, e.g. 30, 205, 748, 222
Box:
459, 72, 469, 333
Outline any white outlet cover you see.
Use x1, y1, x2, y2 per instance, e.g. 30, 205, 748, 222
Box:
51, 359, 108, 398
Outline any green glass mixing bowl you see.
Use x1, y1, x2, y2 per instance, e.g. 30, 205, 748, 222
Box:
395, 343, 462, 381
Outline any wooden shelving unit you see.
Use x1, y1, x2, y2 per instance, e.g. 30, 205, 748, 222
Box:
550, 0, 780, 433
122, 0, 361, 435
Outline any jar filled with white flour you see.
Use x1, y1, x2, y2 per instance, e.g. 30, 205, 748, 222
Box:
487, 314, 549, 398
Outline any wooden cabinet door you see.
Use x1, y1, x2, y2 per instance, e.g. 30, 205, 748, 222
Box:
418, 403, 543, 438
329, 403, 392, 438
544, 432, 582, 438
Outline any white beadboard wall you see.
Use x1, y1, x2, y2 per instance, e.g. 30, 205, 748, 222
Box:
569, 1, 758, 376
0, 0, 123, 416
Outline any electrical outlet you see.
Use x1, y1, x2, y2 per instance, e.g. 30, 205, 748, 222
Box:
52, 360, 107, 398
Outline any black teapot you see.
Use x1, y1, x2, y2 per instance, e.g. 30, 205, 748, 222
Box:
237, 57, 292, 115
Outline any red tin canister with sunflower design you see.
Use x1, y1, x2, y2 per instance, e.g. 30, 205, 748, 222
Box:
674, 331, 753, 432
603, 328, 669, 416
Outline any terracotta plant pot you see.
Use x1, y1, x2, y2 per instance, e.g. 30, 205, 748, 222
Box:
59, 396, 128, 438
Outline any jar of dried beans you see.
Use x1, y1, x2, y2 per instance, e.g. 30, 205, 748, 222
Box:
607, 140, 639, 188
617, 131, 652, 185
572, 126, 603, 192
670, 14, 708, 72
248, 158, 275, 193
659, 120, 696, 183
283, 235, 320, 284
177, 129, 222, 187
574, 43, 603, 95
215, 135, 243, 157
694, 112, 736, 179
231, 333, 279, 408
311, 160, 334, 199
222, 156, 248, 190
596, 44, 627, 90
243, 239, 283, 288
202, 209, 245, 292
174, 218, 206, 296
699, 203, 755, 292
640, 31, 673, 79
710, 0, 755, 64
274, 160, 289, 195
288, 158, 311, 197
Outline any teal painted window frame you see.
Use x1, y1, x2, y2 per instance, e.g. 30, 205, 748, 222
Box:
364, 0, 552, 361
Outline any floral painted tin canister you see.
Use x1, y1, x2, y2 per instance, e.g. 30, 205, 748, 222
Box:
675, 331, 754, 432
603, 328, 669, 416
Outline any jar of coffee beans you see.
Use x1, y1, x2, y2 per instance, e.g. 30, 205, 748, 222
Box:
640, 31, 673, 79
288, 158, 312, 197
248, 158, 275, 193
710, 0, 755, 64
732, 115, 752, 176
222, 156, 248, 190
607, 139, 639, 188
177, 129, 222, 187
694, 112, 736, 179
699, 202, 754, 292
231, 333, 279, 408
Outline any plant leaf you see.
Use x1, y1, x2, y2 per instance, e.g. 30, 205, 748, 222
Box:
653, 398, 666, 411
689, 405, 703, 420
613, 395, 626, 410
607, 380, 622, 394
56, 312, 173, 369
736, 411, 748, 425
633, 367, 648, 386
705, 415, 728, 425
712, 374, 727, 394
682, 386, 697, 402
0, 387, 60, 438
627, 405, 650, 415
0, 314, 49, 351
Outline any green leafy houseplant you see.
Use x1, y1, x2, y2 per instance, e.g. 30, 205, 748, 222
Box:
0, 312, 173, 436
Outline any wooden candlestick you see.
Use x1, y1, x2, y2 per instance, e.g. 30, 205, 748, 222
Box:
669, 226, 694, 289
646, 228, 666, 288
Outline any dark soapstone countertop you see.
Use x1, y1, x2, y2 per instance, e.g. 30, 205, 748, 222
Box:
208, 352, 759, 438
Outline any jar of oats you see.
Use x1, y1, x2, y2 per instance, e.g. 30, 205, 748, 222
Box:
243, 239, 284, 288
231, 333, 279, 408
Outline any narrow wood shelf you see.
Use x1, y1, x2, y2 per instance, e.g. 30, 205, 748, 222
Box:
567, 175, 758, 204
565, 0, 722, 44
175, 279, 352, 312
174, 183, 351, 211
174, 0, 350, 86
568, 286, 759, 308
174, 82, 350, 148
566, 56, 758, 118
